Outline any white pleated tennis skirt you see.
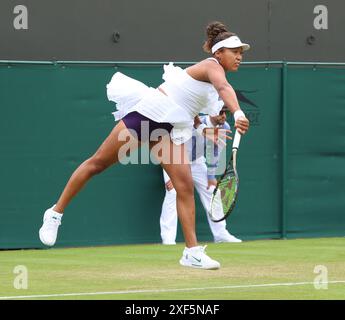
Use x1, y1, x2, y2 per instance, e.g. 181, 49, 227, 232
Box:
106, 72, 194, 144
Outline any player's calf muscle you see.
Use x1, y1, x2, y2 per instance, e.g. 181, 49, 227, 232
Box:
84, 157, 110, 175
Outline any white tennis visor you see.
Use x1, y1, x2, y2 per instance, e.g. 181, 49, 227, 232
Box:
211, 36, 250, 54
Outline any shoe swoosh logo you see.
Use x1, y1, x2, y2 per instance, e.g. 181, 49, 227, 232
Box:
192, 263, 202, 267
191, 256, 201, 263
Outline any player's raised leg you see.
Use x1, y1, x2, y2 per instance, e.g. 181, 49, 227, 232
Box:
39, 121, 139, 246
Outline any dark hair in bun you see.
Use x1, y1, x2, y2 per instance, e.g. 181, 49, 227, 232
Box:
203, 21, 236, 53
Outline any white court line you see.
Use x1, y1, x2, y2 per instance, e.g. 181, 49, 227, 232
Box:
0, 280, 344, 300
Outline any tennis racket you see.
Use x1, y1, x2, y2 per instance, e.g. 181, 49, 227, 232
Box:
208, 130, 241, 222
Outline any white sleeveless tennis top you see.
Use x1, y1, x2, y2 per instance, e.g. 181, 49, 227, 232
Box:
159, 58, 223, 117
106, 58, 223, 144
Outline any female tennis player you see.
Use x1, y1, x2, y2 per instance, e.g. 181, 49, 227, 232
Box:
39, 21, 250, 270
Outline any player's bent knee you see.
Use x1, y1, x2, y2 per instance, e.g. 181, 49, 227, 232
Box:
174, 181, 194, 198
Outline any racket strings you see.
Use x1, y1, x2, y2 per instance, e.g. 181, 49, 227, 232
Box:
209, 152, 239, 222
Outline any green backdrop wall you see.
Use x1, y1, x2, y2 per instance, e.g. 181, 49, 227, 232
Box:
0, 61, 344, 249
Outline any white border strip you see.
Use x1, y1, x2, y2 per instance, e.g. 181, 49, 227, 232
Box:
1, 280, 345, 300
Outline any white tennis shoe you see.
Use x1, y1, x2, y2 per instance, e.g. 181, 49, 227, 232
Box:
39, 205, 63, 246
214, 232, 242, 243
179, 245, 220, 270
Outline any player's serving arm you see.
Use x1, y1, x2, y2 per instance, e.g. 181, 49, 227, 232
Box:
38, 21, 250, 270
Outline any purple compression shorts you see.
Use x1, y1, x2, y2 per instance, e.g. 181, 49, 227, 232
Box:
122, 111, 173, 142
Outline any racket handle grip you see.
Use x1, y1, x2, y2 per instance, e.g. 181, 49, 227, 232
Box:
232, 130, 241, 150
